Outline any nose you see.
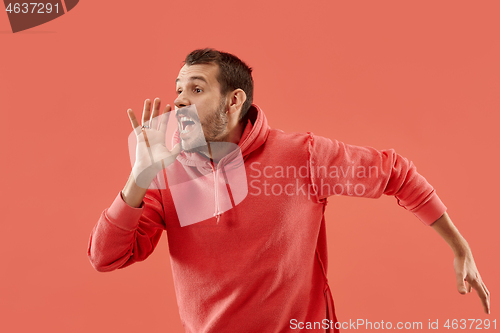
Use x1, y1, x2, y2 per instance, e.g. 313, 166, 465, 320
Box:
174, 92, 190, 109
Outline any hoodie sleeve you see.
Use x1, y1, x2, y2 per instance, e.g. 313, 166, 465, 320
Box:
309, 134, 447, 226
87, 185, 166, 272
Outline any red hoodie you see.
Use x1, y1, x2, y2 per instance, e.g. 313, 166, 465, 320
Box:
88, 104, 446, 333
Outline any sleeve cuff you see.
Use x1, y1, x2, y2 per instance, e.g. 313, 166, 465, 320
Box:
104, 192, 145, 231
411, 192, 447, 226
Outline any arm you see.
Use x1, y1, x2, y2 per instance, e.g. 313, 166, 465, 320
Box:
87, 98, 179, 271
309, 135, 490, 312
87, 188, 166, 272
309, 134, 446, 225
431, 212, 490, 314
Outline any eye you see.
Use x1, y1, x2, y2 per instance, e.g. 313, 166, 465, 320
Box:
194, 87, 202, 93
176, 89, 182, 95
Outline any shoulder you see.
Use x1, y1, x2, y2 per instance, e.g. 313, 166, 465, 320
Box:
267, 128, 311, 144
266, 128, 334, 150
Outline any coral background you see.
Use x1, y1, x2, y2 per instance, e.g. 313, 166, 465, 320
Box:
1, 1, 498, 332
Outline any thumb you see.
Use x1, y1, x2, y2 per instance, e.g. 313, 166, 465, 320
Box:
171, 143, 181, 156
159, 143, 181, 169
455, 263, 467, 294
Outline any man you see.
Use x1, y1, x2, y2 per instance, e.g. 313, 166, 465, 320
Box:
88, 48, 490, 332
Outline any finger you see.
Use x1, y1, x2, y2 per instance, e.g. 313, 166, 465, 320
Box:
469, 277, 490, 314
482, 282, 491, 314
480, 283, 491, 314
151, 98, 161, 130
467, 281, 473, 293
142, 99, 152, 127
128, 109, 141, 135
159, 104, 172, 134
477, 280, 490, 314
483, 281, 490, 298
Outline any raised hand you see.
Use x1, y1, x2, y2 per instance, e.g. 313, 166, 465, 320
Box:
127, 98, 180, 188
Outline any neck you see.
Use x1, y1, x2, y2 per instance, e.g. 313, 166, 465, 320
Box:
225, 119, 245, 146
200, 120, 245, 163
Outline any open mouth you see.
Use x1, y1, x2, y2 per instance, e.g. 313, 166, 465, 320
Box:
179, 116, 196, 134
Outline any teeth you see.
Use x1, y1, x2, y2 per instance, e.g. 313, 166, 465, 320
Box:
178, 114, 195, 135
180, 124, 191, 134
179, 116, 195, 134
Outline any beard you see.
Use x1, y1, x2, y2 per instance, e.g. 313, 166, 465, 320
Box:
179, 97, 228, 153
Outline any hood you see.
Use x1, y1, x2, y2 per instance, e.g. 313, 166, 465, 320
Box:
167, 104, 270, 226
237, 103, 270, 158
172, 104, 270, 166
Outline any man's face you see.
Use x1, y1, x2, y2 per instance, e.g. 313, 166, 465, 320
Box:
174, 63, 228, 152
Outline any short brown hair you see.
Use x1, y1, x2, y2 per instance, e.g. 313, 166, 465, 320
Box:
185, 48, 254, 120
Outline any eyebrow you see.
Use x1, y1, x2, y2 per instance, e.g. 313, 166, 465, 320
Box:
175, 76, 208, 84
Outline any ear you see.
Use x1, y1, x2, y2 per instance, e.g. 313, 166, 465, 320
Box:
227, 89, 247, 118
